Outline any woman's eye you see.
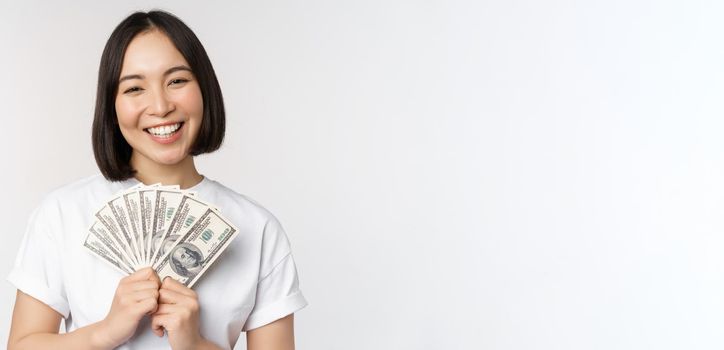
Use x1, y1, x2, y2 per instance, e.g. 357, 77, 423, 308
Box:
169, 78, 189, 86
123, 86, 143, 94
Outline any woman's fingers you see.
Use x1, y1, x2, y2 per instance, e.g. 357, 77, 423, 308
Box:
150, 278, 204, 348
151, 314, 170, 336
136, 296, 159, 315
153, 303, 182, 315
130, 288, 160, 302
161, 277, 197, 297
122, 275, 202, 337
123, 267, 157, 283
147, 269, 162, 284
157, 289, 199, 315
158, 287, 192, 304
150, 312, 191, 333
129, 280, 161, 292
117, 268, 161, 294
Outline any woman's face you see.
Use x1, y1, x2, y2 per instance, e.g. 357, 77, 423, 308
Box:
115, 30, 203, 167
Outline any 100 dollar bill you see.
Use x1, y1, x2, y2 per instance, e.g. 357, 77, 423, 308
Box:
155, 209, 238, 288
150, 195, 214, 266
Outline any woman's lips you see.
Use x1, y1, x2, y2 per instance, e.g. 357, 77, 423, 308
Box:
145, 122, 184, 144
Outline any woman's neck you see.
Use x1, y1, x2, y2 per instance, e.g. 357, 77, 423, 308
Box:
129, 152, 203, 190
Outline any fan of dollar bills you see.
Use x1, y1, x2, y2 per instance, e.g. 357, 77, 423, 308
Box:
83, 183, 238, 288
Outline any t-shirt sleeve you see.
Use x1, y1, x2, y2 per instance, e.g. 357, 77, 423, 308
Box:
6, 199, 70, 318
242, 215, 308, 332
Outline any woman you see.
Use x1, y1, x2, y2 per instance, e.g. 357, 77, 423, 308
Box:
7, 10, 307, 350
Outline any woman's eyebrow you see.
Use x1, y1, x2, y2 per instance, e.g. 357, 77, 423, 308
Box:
119, 74, 143, 83
164, 65, 192, 76
118, 65, 192, 84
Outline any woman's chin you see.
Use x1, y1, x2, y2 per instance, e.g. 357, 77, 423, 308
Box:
151, 152, 191, 166
130, 142, 193, 168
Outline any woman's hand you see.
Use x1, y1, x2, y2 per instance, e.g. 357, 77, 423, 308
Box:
151, 277, 219, 350
96, 267, 161, 348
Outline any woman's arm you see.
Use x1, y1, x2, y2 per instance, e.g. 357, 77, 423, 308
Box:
8, 267, 161, 350
8, 291, 110, 350
246, 314, 295, 350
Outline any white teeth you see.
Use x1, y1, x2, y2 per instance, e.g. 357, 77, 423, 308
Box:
147, 123, 181, 137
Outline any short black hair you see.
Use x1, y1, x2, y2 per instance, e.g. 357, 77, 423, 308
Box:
92, 10, 225, 181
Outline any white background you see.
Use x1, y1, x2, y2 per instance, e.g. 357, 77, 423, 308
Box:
2, 0, 724, 349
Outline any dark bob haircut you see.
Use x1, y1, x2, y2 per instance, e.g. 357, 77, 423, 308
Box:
92, 10, 225, 181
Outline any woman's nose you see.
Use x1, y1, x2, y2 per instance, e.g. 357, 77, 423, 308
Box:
146, 90, 175, 117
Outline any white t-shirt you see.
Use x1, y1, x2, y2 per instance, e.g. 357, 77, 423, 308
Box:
7, 174, 308, 349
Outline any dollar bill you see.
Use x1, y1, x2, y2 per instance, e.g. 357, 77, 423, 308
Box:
150, 195, 212, 267
109, 195, 142, 266
138, 187, 158, 267
122, 190, 145, 266
84, 233, 133, 275
85, 221, 135, 274
140, 185, 183, 266
148, 189, 186, 267
96, 204, 140, 268
155, 208, 238, 287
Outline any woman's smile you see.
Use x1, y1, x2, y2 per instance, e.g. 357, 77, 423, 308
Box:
144, 121, 186, 144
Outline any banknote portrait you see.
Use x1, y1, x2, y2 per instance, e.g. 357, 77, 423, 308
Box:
169, 243, 204, 277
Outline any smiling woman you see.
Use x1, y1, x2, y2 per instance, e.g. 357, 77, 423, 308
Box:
115, 31, 204, 168
8, 10, 306, 350
92, 11, 226, 185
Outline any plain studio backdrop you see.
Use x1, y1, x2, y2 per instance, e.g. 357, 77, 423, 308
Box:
2, 0, 724, 349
